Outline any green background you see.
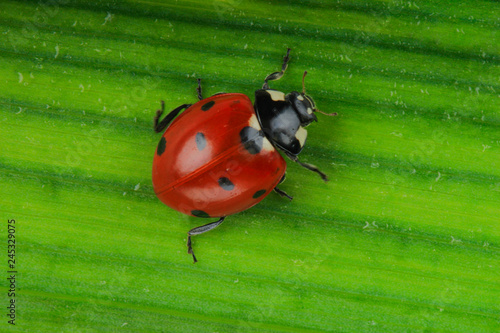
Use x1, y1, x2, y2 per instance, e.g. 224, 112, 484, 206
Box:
1, 0, 499, 331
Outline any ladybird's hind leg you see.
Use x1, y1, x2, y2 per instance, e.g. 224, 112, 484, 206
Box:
196, 78, 203, 100
274, 174, 293, 200
154, 102, 192, 133
262, 48, 291, 90
187, 216, 225, 263
285, 152, 329, 182
154, 78, 203, 133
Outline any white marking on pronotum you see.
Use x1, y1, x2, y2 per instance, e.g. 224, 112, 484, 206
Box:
267, 90, 285, 101
261, 137, 275, 152
297, 95, 304, 101
248, 113, 260, 129
248, 114, 274, 152
295, 126, 307, 147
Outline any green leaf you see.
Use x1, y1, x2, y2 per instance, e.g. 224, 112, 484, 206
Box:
1, 0, 498, 331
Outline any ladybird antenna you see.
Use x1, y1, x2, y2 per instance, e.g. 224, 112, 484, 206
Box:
301, 70, 337, 116
315, 109, 338, 116
302, 71, 307, 94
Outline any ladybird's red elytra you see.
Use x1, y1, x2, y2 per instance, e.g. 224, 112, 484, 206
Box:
153, 93, 285, 217
152, 48, 336, 262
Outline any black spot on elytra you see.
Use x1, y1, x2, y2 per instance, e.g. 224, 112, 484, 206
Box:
201, 100, 215, 111
191, 210, 210, 218
253, 189, 266, 199
218, 177, 234, 191
157, 137, 166, 156
195, 132, 206, 151
240, 126, 264, 154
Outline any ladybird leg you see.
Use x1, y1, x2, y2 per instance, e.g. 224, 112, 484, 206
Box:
196, 78, 203, 101
154, 102, 192, 133
187, 216, 225, 263
274, 187, 293, 201
262, 48, 291, 89
273, 173, 293, 200
285, 152, 329, 182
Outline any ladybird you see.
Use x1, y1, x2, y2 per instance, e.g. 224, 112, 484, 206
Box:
152, 48, 336, 262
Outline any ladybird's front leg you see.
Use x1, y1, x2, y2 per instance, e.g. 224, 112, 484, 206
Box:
262, 48, 291, 89
285, 152, 329, 182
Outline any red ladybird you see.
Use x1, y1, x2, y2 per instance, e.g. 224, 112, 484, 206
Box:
152, 49, 336, 262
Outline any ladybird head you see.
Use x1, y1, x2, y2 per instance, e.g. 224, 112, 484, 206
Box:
254, 71, 336, 156
286, 91, 318, 127
286, 71, 336, 127
286, 71, 337, 127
